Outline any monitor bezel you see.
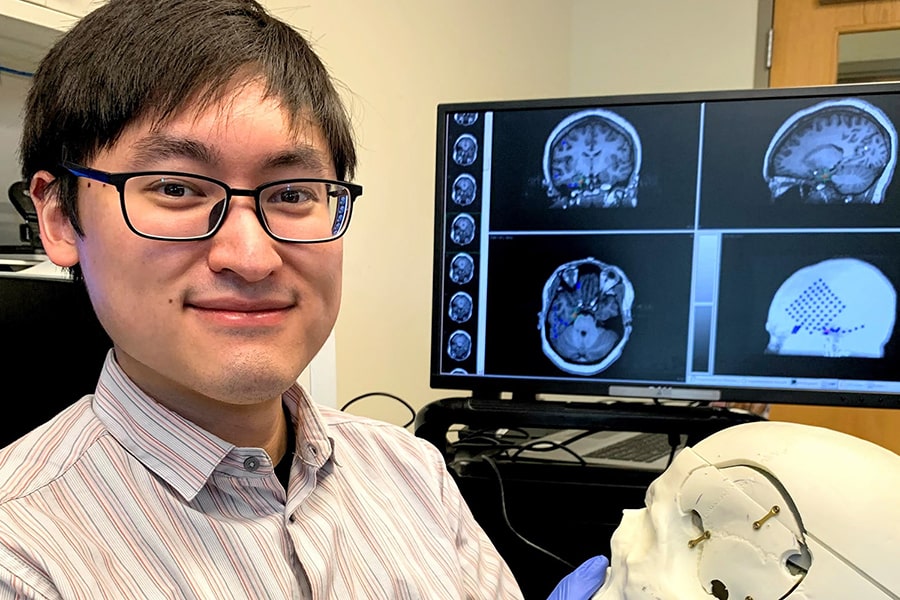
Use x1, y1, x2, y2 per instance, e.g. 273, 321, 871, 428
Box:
430, 81, 900, 409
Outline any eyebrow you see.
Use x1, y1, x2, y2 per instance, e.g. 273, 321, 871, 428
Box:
129, 134, 331, 175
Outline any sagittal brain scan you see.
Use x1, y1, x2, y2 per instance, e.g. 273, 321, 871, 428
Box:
542, 108, 642, 210
451, 173, 477, 206
449, 252, 475, 284
766, 257, 897, 358
538, 257, 634, 375
763, 98, 898, 204
453, 112, 478, 126
449, 214, 475, 246
448, 292, 473, 323
452, 134, 478, 167
447, 330, 472, 361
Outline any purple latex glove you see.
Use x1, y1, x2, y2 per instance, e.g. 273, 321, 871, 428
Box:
546, 555, 609, 600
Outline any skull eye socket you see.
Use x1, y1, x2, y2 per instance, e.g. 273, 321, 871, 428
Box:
691, 510, 704, 531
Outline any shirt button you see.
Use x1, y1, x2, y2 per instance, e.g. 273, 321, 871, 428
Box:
306, 443, 318, 458
243, 457, 260, 471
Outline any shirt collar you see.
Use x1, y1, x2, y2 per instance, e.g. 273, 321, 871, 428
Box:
93, 351, 334, 501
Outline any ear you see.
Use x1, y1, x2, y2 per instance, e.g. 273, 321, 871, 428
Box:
30, 170, 80, 267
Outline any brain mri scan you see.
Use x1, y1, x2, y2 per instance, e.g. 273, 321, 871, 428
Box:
765, 257, 896, 358
448, 292, 473, 323
763, 98, 898, 204
453, 134, 478, 167
449, 213, 476, 246
451, 173, 477, 207
449, 252, 475, 285
538, 257, 634, 375
454, 112, 479, 126
447, 330, 472, 361
591, 421, 900, 600
542, 109, 642, 209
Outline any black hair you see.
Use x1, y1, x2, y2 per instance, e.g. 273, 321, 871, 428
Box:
20, 0, 357, 244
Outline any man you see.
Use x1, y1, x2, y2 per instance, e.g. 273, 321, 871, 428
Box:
0, 0, 603, 597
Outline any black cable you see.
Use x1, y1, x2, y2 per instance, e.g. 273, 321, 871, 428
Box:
505, 439, 588, 466
339, 392, 416, 428
0, 65, 33, 78
666, 432, 682, 468
481, 455, 576, 570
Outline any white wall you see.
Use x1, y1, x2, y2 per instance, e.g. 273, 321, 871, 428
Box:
569, 0, 760, 96
259, 1, 763, 423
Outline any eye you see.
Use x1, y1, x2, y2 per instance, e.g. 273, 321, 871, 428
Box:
270, 186, 313, 204
262, 182, 327, 207
147, 178, 203, 198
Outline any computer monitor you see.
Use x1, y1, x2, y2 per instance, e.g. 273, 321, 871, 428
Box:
430, 82, 900, 409
0, 267, 111, 446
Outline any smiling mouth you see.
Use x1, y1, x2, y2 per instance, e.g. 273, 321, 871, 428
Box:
186, 302, 294, 327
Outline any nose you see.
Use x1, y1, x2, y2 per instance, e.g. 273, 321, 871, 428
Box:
206, 196, 283, 282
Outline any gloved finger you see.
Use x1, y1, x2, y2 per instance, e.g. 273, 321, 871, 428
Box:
546, 555, 610, 600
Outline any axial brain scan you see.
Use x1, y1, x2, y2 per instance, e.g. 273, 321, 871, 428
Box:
448, 291, 473, 323
454, 112, 478, 126
452, 134, 478, 167
447, 330, 472, 361
452, 173, 477, 207
538, 257, 634, 375
763, 98, 898, 204
765, 257, 897, 358
591, 421, 900, 600
449, 213, 476, 246
449, 252, 475, 285
542, 109, 642, 209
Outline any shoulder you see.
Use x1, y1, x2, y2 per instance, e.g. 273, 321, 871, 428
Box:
0, 397, 106, 504
317, 405, 449, 478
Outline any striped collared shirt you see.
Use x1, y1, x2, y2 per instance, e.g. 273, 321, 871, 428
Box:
0, 352, 523, 599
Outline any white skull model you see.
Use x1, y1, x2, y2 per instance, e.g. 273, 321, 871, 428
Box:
538, 257, 634, 375
765, 257, 896, 358
592, 421, 900, 599
763, 98, 897, 204
542, 109, 642, 209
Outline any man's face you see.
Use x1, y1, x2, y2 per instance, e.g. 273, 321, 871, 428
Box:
39, 80, 342, 412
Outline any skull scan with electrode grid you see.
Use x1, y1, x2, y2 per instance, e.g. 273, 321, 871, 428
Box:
591, 421, 900, 600
765, 257, 897, 358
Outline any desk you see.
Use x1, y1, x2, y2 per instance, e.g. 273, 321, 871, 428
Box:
415, 397, 763, 599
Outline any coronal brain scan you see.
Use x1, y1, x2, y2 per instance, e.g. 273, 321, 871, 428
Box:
453, 134, 478, 167
451, 173, 477, 206
449, 213, 476, 246
542, 109, 642, 209
765, 257, 897, 358
447, 330, 472, 361
763, 98, 898, 204
448, 292, 473, 323
454, 112, 479, 126
538, 257, 634, 375
449, 252, 475, 284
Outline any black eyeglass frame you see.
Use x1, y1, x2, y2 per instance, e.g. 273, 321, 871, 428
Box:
59, 160, 363, 243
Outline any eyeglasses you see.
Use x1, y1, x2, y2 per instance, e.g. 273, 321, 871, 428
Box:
60, 160, 363, 243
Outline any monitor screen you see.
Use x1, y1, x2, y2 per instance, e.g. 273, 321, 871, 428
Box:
430, 82, 900, 408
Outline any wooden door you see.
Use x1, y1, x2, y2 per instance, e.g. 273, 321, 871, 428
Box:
768, 0, 900, 453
